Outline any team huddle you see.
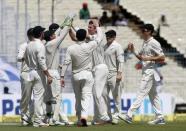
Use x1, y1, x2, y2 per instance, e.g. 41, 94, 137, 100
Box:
17, 13, 165, 127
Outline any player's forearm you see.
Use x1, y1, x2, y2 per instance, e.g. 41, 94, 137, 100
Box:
118, 62, 124, 73
95, 27, 103, 44
60, 64, 69, 77
56, 26, 70, 47
148, 55, 165, 61
43, 70, 51, 77
133, 52, 142, 61
69, 29, 77, 41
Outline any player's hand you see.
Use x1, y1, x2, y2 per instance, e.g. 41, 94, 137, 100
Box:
128, 42, 135, 53
60, 77, 65, 87
116, 72, 122, 82
47, 76, 53, 85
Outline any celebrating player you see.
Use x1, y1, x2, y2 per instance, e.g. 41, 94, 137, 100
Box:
124, 24, 165, 125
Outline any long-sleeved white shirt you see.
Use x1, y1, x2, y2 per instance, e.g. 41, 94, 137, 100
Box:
45, 26, 70, 70
139, 37, 164, 71
88, 27, 106, 67
61, 40, 98, 76
104, 40, 124, 73
17, 42, 30, 72
24, 39, 47, 71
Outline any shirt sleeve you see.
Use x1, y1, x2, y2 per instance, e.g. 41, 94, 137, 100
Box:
85, 41, 98, 53
37, 44, 47, 71
95, 27, 103, 44
89, 27, 103, 44
150, 42, 164, 56
61, 48, 72, 76
116, 44, 124, 72
45, 26, 70, 52
17, 44, 26, 62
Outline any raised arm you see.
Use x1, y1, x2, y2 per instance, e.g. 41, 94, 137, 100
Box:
69, 28, 77, 41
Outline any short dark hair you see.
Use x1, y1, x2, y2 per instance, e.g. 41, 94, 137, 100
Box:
105, 30, 116, 38
76, 29, 87, 41
32, 26, 45, 38
49, 23, 59, 32
44, 30, 55, 42
27, 28, 33, 37
142, 24, 154, 34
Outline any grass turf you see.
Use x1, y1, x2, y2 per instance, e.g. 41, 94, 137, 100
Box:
0, 122, 186, 131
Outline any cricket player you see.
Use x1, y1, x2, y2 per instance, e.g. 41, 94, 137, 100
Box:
43, 14, 75, 125
17, 28, 34, 126
103, 30, 124, 124
61, 28, 101, 126
124, 24, 165, 125
24, 26, 53, 127
86, 20, 111, 124
68, 19, 110, 124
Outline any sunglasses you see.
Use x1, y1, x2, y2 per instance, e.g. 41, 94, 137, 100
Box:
142, 29, 150, 32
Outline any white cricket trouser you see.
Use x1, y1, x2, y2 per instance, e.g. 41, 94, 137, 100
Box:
102, 72, 122, 118
92, 64, 109, 121
45, 70, 68, 121
72, 70, 94, 120
20, 71, 34, 119
28, 70, 46, 123
127, 69, 163, 118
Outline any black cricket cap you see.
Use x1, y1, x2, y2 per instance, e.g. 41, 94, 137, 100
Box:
32, 26, 45, 38
76, 29, 87, 41
142, 24, 154, 33
49, 23, 59, 31
105, 30, 116, 38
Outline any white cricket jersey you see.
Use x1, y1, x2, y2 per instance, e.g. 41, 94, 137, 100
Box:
104, 40, 124, 72
139, 37, 164, 70
24, 39, 47, 71
45, 26, 70, 70
61, 40, 98, 76
88, 27, 105, 66
17, 42, 30, 72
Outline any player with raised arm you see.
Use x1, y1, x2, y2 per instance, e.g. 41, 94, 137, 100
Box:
43, 13, 75, 126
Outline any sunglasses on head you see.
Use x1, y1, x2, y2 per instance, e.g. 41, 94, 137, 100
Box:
142, 29, 150, 32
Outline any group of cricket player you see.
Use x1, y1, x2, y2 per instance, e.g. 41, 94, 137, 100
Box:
17, 13, 166, 127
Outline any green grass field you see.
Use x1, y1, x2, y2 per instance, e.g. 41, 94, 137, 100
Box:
0, 122, 186, 131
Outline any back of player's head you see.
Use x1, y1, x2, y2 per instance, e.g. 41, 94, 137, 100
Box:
49, 23, 59, 32
76, 29, 87, 41
27, 28, 33, 37
32, 26, 45, 38
105, 30, 116, 38
44, 30, 55, 42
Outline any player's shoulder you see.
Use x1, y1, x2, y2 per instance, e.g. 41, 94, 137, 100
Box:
112, 41, 122, 48
149, 37, 161, 47
19, 42, 28, 48
67, 44, 78, 51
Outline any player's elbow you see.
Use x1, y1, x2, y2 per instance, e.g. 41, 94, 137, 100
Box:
157, 55, 165, 62
160, 55, 165, 61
